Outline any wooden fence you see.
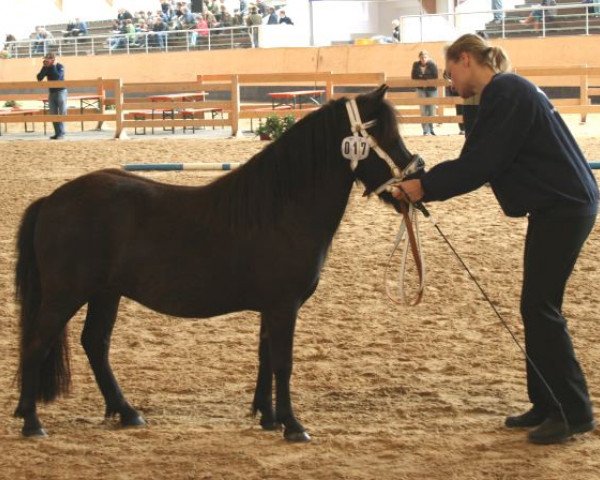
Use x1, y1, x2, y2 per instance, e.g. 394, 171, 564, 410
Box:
0, 67, 599, 138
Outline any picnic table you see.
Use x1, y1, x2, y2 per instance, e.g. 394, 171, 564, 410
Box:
147, 92, 208, 103
267, 90, 326, 110
42, 94, 104, 133
0, 108, 41, 135
133, 92, 221, 134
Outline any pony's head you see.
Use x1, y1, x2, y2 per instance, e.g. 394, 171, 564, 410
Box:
342, 85, 423, 212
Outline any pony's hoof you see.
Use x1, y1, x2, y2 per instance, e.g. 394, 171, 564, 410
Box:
260, 420, 282, 431
284, 430, 311, 442
22, 427, 48, 438
121, 415, 146, 428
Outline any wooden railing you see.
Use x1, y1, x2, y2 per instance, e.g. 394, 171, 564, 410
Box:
1, 67, 599, 138
0, 78, 115, 135
198, 72, 385, 124
513, 65, 600, 122
386, 77, 462, 125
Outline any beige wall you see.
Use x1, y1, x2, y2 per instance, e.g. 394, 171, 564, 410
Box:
1, 36, 599, 84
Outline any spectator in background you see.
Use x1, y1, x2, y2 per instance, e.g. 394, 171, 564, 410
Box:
117, 8, 134, 24
220, 10, 234, 28
492, 0, 504, 24
279, 10, 293, 25
109, 18, 137, 51
411, 50, 439, 136
207, 0, 220, 15
239, 0, 247, 14
194, 13, 210, 42
256, 1, 267, 15
246, 5, 262, 47
36, 52, 67, 140
266, 7, 278, 25
215, 3, 229, 23
371, 19, 400, 43
33, 26, 55, 56
232, 9, 244, 26
135, 18, 149, 46
3, 34, 16, 57
205, 10, 219, 29
392, 19, 400, 42
149, 15, 168, 48
582, 0, 600, 15
180, 6, 196, 28
64, 18, 88, 37
174, 2, 185, 17
160, 0, 172, 19
520, 0, 557, 30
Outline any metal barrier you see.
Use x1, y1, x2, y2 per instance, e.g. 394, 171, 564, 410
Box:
400, 2, 600, 42
3, 25, 256, 59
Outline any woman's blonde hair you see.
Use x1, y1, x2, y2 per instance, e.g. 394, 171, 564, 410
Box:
445, 34, 511, 74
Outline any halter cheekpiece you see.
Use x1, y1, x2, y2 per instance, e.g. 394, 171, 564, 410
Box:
343, 98, 424, 195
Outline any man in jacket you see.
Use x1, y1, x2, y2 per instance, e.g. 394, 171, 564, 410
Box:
36, 53, 67, 140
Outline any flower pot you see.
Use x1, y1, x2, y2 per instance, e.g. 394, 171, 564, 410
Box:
259, 133, 271, 141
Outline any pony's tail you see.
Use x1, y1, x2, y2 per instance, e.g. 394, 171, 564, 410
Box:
15, 198, 71, 402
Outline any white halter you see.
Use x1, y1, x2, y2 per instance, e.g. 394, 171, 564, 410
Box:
344, 98, 425, 196
344, 98, 427, 306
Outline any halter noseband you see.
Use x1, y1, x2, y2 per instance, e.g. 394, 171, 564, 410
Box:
344, 99, 424, 196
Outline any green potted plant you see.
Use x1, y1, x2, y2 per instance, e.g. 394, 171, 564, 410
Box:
256, 114, 295, 141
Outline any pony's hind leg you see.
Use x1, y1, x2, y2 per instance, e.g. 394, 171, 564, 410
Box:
263, 305, 311, 442
252, 317, 278, 430
81, 293, 145, 428
14, 298, 81, 437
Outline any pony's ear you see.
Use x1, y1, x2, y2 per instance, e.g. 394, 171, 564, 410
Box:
364, 84, 388, 102
374, 84, 389, 99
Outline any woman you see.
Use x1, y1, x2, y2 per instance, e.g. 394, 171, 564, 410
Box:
393, 33, 598, 445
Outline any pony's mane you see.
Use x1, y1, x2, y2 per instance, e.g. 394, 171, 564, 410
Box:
199, 93, 399, 231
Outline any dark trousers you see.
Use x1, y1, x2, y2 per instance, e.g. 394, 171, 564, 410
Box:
521, 213, 596, 424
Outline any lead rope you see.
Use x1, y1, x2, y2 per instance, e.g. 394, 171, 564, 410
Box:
384, 203, 425, 306
342, 98, 425, 306
402, 197, 570, 433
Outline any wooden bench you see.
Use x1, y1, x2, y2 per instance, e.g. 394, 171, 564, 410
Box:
0, 108, 44, 135
268, 90, 326, 109
125, 109, 174, 135
180, 107, 224, 133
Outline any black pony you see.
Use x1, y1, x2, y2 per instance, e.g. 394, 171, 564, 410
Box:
14, 85, 417, 441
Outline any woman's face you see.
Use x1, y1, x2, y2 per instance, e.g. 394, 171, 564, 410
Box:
445, 53, 476, 99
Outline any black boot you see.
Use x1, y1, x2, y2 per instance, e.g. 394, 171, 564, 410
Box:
528, 417, 596, 445
505, 406, 546, 428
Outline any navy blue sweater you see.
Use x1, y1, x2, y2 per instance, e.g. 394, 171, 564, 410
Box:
422, 73, 598, 217
36, 63, 65, 92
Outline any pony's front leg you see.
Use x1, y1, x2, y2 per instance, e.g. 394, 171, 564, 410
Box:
252, 317, 278, 430
264, 306, 311, 442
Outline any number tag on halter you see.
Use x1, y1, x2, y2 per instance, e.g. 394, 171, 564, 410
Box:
341, 136, 370, 163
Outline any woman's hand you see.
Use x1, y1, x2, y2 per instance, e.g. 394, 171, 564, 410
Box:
390, 179, 424, 203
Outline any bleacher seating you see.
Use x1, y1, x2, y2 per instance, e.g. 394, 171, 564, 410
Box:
486, 1, 600, 38
11, 18, 253, 58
